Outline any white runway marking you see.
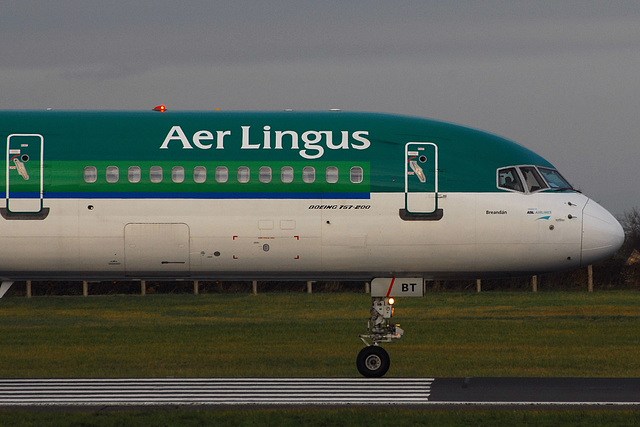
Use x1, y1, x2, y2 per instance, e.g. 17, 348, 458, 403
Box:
0, 378, 434, 406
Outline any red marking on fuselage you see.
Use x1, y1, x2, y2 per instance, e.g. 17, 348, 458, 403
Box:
386, 278, 396, 297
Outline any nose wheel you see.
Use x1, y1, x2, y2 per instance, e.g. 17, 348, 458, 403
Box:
356, 345, 390, 377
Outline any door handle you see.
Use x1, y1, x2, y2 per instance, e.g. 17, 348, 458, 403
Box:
13, 158, 30, 180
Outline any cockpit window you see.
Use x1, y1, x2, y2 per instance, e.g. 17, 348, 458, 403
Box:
519, 166, 548, 192
498, 165, 573, 194
498, 167, 524, 192
538, 167, 573, 190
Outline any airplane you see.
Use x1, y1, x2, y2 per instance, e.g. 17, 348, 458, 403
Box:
0, 107, 624, 377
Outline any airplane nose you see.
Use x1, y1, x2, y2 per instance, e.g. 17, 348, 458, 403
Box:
581, 199, 625, 267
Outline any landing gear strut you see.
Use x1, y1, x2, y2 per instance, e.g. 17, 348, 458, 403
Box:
357, 297, 404, 377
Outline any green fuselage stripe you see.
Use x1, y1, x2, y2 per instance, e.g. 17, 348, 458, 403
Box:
1, 111, 556, 197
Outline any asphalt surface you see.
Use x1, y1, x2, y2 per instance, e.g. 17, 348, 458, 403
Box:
430, 377, 640, 405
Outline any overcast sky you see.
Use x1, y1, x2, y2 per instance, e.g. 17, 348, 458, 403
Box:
2, 1, 639, 215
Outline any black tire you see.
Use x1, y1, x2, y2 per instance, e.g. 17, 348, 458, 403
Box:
356, 346, 390, 378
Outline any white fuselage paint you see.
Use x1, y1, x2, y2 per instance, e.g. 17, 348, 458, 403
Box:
0, 191, 590, 281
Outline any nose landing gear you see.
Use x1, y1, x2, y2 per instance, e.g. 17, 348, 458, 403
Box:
357, 278, 423, 377
357, 297, 404, 377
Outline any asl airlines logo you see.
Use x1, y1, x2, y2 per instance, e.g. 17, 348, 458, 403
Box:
159, 125, 371, 159
527, 208, 552, 221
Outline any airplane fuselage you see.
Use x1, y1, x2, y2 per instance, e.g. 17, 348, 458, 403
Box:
0, 110, 623, 281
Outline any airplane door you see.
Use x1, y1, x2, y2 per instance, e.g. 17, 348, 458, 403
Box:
6, 134, 44, 213
404, 142, 438, 214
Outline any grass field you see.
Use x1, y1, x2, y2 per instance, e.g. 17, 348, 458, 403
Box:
1, 291, 639, 378
1, 407, 640, 427
1, 291, 639, 425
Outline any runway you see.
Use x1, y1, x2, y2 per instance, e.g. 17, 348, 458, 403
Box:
0, 377, 639, 406
431, 377, 640, 406
0, 378, 432, 406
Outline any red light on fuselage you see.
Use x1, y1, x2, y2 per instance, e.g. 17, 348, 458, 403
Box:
153, 105, 167, 112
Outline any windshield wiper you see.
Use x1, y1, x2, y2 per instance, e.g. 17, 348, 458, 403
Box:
550, 187, 581, 193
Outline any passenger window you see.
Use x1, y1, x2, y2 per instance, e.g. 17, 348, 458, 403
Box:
238, 166, 250, 183
216, 166, 229, 183
350, 166, 364, 184
194, 166, 207, 183
106, 166, 119, 183
84, 166, 98, 183
172, 166, 185, 183
303, 166, 315, 183
259, 166, 272, 183
128, 166, 141, 183
497, 167, 524, 192
150, 166, 163, 183
326, 166, 339, 183
281, 166, 294, 183
520, 166, 548, 192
